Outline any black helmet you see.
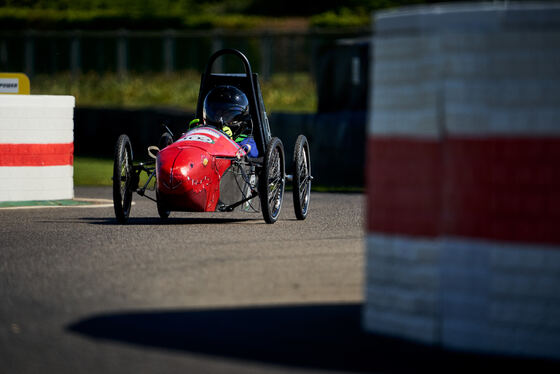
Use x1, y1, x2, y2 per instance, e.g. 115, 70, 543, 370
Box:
203, 85, 250, 134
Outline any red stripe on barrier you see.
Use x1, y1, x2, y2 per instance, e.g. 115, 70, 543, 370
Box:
367, 138, 442, 237
367, 137, 560, 245
0, 143, 74, 166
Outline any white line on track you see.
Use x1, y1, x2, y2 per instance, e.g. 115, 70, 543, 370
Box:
0, 198, 119, 210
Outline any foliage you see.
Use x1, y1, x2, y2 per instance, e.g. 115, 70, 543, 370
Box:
31, 71, 317, 113
0, 6, 291, 30
310, 8, 370, 29
0, 0, 437, 30
0, 7, 185, 30
0, 0, 193, 13
260, 74, 317, 113
35, 71, 202, 109
182, 13, 268, 30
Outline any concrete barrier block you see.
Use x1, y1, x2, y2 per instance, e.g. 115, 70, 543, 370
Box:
442, 319, 492, 352
487, 325, 560, 358
366, 3, 560, 359
366, 285, 439, 316
367, 235, 440, 263
490, 300, 560, 329
491, 273, 560, 300
490, 245, 560, 274
0, 95, 74, 202
367, 260, 439, 289
0, 166, 73, 201
363, 306, 439, 343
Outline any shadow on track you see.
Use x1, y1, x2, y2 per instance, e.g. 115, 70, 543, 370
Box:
79, 216, 262, 226
67, 303, 558, 373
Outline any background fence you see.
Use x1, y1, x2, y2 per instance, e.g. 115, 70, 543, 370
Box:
0, 29, 369, 79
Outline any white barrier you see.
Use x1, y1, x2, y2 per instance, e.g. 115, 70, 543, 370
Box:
365, 3, 560, 359
0, 95, 75, 202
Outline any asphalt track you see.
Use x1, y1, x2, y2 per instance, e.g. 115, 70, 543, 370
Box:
1, 188, 558, 373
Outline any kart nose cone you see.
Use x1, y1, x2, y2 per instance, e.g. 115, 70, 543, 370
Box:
156, 147, 180, 190
156, 146, 217, 211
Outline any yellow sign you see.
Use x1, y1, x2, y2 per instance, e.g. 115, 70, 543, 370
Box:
0, 73, 30, 95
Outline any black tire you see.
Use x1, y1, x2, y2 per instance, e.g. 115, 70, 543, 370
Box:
156, 132, 172, 219
259, 137, 285, 224
159, 132, 173, 150
156, 190, 170, 220
293, 135, 311, 220
113, 134, 135, 224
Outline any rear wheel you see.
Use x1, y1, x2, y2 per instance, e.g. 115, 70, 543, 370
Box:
293, 135, 311, 220
113, 134, 135, 224
260, 137, 285, 224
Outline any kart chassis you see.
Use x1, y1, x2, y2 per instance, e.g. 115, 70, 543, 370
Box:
112, 49, 312, 224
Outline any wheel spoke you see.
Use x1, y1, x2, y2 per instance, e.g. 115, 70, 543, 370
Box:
268, 174, 281, 187
267, 147, 283, 215
291, 137, 311, 220
119, 150, 129, 206
113, 135, 134, 223
262, 139, 284, 223
270, 156, 279, 176
298, 148, 309, 205
300, 185, 309, 206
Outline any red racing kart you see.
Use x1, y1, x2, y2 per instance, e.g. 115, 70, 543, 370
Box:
112, 49, 312, 224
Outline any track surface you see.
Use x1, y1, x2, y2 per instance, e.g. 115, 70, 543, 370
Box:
1, 188, 368, 374
1, 188, 557, 373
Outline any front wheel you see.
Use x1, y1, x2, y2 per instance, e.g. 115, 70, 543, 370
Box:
156, 189, 170, 220
159, 132, 173, 150
293, 135, 312, 220
259, 137, 285, 224
113, 134, 135, 224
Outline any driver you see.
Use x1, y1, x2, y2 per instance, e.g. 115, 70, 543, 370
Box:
201, 85, 258, 157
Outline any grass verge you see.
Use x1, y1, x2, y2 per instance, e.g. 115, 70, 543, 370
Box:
74, 157, 113, 186
74, 157, 154, 187
32, 71, 317, 113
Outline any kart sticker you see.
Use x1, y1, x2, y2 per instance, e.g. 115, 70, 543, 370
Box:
188, 128, 222, 138
182, 134, 215, 144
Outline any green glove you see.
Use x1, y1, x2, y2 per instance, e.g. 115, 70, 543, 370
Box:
234, 134, 248, 143
189, 118, 200, 129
